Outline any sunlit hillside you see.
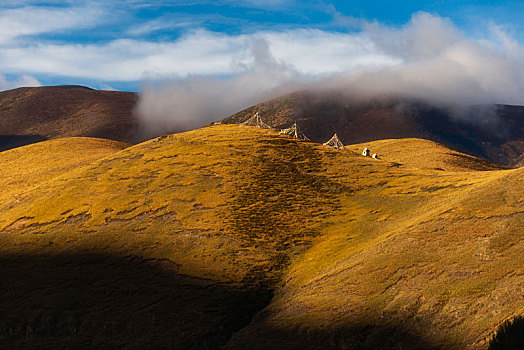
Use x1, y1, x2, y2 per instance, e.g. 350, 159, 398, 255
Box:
0, 125, 521, 349
0, 137, 128, 201
347, 138, 507, 172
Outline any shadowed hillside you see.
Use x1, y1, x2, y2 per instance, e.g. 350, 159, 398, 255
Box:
0, 125, 521, 349
0, 85, 139, 151
223, 91, 524, 167
0, 252, 270, 349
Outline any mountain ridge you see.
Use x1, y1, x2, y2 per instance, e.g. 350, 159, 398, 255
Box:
0, 85, 140, 151
223, 91, 524, 167
1, 86, 522, 169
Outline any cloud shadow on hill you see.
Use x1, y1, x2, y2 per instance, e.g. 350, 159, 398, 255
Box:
226, 324, 442, 350
0, 251, 457, 350
0, 251, 456, 349
0, 252, 271, 349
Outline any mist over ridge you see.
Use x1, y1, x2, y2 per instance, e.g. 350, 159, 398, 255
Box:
136, 12, 524, 137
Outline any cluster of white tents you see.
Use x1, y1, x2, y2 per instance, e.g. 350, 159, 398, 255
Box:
240, 112, 377, 157
362, 147, 379, 159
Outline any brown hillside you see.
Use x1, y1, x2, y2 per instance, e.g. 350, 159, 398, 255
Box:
0, 85, 139, 150
223, 91, 524, 167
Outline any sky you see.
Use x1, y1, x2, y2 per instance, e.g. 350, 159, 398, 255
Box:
1, 0, 524, 133
0, 0, 523, 92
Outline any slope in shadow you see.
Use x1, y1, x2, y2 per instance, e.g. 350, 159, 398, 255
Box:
489, 316, 524, 350
0, 135, 48, 152
0, 252, 447, 350
0, 253, 271, 349
226, 321, 440, 349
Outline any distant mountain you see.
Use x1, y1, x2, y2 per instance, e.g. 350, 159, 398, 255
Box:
0, 85, 139, 151
223, 91, 524, 167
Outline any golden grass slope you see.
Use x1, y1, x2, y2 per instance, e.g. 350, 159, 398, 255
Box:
0, 125, 344, 348
0, 137, 128, 201
0, 125, 521, 349
347, 138, 506, 172
227, 166, 523, 349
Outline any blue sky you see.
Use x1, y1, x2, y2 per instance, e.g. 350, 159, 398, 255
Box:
0, 0, 523, 92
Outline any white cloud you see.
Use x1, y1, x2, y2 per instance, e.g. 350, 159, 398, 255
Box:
134, 12, 524, 136
228, 0, 294, 9
0, 34, 241, 81
136, 38, 307, 137
0, 29, 395, 81
318, 13, 524, 106
364, 12, 461, 60
126, 19, 195, 36
0, 5, 104, 44
259, 29, 399, 74
0, 6, 522, 128
98, 83, 116, 91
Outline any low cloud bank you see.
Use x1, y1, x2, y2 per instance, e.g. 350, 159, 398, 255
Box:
136, 12, 524, 137
136, 39, 311, 137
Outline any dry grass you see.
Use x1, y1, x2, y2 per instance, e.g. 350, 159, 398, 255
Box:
347, 138, 507, 172
0, 137, 128, 201
0, 124, 521, 349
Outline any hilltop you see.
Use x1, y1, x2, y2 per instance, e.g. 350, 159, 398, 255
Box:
223, 91, 524, 167
347, 138, 506, 172
0, 124, 521, 349
1, 86, 522, 170
0, 85, 139, 151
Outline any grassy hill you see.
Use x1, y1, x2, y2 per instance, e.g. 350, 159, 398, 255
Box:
227, 159, 523, 349
0, 124, 521, 349
347, 138, 506, 172
0, 85, 139, 151
223, 91, 524, 167
0, 137, 128, 202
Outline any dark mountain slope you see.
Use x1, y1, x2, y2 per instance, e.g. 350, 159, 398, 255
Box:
224, 91, 524, 167
0, 85, 139, 150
